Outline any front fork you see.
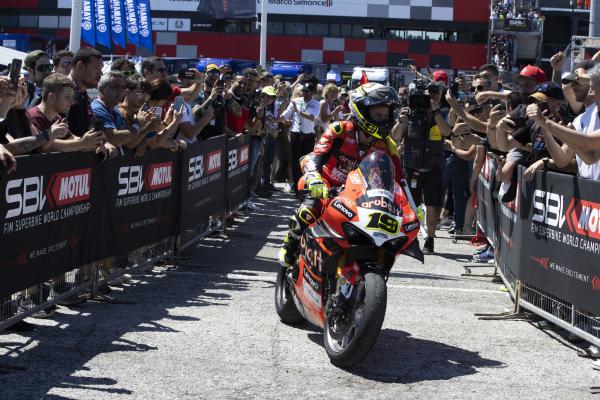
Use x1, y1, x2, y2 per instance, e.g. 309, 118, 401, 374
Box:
328, 262, 360, 316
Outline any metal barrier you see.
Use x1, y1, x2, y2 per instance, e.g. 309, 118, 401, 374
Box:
520, 282, 600, 348
478, 152, 600, 348
0, 207, 242, 332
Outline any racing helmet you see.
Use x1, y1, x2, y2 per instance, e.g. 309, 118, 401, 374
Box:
349, 82, 401, 140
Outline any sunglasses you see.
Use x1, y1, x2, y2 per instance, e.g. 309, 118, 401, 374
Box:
122, 70, 137, 77
60, 61, 72, 67
35, 64, 54, 73
471, 85, 486, 92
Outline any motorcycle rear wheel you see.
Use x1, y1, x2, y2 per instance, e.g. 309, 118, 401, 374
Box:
324, 271, 387, 368
274, 266, 304, 324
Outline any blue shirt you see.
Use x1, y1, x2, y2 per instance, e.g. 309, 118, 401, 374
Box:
91, 98, 127, 130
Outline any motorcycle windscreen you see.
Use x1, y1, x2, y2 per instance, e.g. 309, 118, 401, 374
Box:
358, 150, 395, 193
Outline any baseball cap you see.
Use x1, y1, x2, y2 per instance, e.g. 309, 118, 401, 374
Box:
261, 86, 277, 97
519, 65, 546, 84
561, 60, 595, 84
433, 70, 448, 85
24, 50, 49, 68
529, 81, 564, 102
206, 63, 220, 73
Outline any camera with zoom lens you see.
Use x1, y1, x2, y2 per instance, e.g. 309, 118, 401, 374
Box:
407, 79, 439, 112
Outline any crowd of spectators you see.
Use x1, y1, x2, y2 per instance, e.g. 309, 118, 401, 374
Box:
490, 34, 514, 73
491, 1, 543, 32
0, 49, 355, 198
5, 43, 600, 328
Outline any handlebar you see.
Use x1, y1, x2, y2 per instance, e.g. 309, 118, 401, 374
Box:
300, 187, 340, 199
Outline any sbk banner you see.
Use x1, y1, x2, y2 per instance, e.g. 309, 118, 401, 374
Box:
225, 135, 250, 212
101, 149, 179, 256
109, 0, 127, 49
179, 136, 227, 231
94, 0, 111, 49
81, 0, 96, 47
476, 153, 498, 245
0, 153, 103, 298
518, 169, 600, 315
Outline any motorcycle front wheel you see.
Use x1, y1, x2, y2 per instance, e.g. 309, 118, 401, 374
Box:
274, 266, 304, 324
324, 271, 387, 368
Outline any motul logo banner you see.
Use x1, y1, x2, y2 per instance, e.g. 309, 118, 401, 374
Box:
52, 169, 92, 207
146, 162, 173, 191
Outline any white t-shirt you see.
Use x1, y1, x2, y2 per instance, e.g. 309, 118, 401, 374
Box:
573, 103, 600, 181
176, 102, 197, 144
282, 98, 320, 134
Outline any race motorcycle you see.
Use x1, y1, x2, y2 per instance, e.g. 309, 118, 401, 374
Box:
274, 151, 424, 367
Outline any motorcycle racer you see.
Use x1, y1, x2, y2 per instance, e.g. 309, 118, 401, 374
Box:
279, 82, 405, 268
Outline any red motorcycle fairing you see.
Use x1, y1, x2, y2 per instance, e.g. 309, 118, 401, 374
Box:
292, 167, 421, 329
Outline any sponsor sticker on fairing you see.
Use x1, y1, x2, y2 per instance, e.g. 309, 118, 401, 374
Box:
303, 279, 322, 307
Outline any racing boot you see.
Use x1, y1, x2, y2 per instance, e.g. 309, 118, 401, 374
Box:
278, 216, 303, 270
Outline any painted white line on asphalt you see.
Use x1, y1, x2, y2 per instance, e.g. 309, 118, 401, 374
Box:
387, 284, 504, 295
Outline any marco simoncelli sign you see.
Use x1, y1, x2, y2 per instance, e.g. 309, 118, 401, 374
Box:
255, 0, 453, 19
103, 149, 179, 254
0, 153, 102, 298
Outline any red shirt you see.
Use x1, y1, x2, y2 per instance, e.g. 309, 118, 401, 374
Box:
227, 107, 250, 134
27, 106, 57, 136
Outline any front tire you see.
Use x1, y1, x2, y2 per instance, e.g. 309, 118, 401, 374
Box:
324, 271, 387, 368
274, 266, 304, 324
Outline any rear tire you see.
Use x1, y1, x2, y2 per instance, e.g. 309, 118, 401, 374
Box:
274, 266, 304, 324
324, 271, 387, 368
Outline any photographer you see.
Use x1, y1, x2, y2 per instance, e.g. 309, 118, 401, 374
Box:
394, 79, 452, 254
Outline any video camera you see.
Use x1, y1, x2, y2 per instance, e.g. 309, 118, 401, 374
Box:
407, 79, 440, 112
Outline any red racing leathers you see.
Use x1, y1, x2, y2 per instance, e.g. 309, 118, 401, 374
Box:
294, 120, 404, 228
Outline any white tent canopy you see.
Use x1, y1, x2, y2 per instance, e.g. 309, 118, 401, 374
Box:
0, 45, 27, 67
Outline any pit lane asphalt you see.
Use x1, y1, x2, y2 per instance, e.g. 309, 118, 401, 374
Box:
0, 189, 598, 399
